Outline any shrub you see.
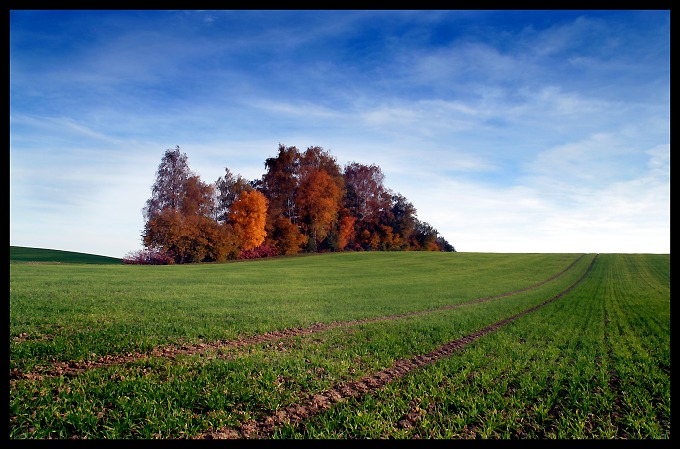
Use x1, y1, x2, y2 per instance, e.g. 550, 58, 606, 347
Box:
122, 248, 174, 265
238, 244, 278, 260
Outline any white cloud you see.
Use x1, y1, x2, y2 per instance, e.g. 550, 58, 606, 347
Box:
409, 140, 669, 254
9, 11, 669, 257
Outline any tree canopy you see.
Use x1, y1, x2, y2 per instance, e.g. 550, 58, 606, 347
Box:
135, 144, 455, 264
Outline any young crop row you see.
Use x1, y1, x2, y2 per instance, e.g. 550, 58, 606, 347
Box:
9, 252, 585, 373
9, 253, 669, 439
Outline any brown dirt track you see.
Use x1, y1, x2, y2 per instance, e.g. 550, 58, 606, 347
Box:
10, 255, 586, 382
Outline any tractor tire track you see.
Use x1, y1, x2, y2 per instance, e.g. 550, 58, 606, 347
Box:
10, 255, 588, 381
197, 255, 597, 439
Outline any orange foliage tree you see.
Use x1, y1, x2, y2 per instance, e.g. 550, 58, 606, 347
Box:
336, 213, 356, 251
296, 168, 344, 245
296, 147, 345, 251
228, 189, 268, 251
143, 210, 207, 263
265, 215, 307, 255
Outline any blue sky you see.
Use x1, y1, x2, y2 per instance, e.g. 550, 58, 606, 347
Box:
10, 10, 670, 258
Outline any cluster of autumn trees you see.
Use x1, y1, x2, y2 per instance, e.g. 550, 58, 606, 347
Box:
133, 144, 454, 264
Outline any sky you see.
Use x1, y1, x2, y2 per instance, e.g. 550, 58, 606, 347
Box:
9, 10, 670, 258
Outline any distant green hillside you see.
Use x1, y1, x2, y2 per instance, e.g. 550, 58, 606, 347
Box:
9, 246, 122, 264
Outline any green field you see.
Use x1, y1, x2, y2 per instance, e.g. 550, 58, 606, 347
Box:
9, 249, 670, 439
10, 246, 122, 265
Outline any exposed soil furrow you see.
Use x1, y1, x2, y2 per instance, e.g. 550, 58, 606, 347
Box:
197, 255, 597, 439
10, 255, 587, 381
395, 398, 427, 430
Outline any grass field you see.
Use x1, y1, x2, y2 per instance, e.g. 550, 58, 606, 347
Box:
9, 249, 670, 439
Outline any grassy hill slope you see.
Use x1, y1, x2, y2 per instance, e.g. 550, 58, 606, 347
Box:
9, 246, 122, 264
